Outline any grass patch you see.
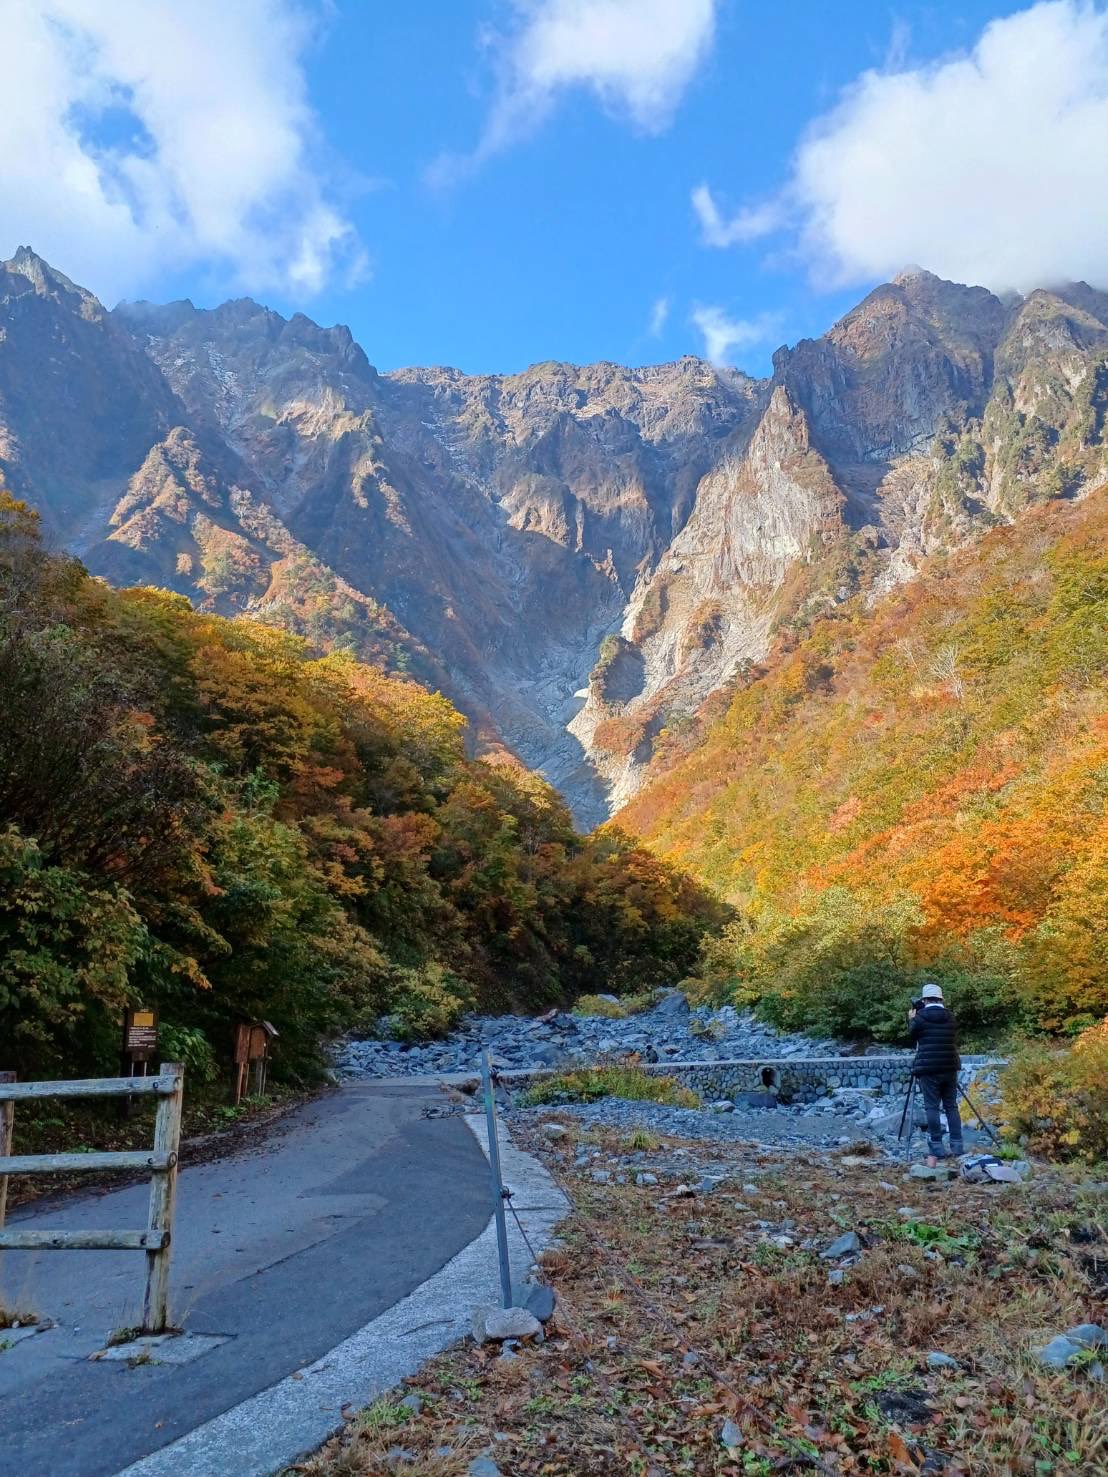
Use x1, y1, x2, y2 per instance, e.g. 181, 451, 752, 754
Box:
521, 1064, 699, 1109
880, 1218, 983, 1256
572, 990, 661, 1020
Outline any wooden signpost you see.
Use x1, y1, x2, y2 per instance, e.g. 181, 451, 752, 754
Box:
232, 1020, 278, 1104
120, 1007, 159, 1118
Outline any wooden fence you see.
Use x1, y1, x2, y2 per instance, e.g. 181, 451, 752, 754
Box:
0, 1063, 184, 1333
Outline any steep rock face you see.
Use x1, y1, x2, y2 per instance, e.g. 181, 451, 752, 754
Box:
0, 249, 181, 546
2, 250, 1106, 823
571, 387, 845, 807
115, 311, 762, 820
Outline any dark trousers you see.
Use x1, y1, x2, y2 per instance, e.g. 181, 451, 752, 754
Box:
916, 1073, 963, 1155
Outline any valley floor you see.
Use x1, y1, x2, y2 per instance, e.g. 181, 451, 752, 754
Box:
303, 1117, 1108, 1477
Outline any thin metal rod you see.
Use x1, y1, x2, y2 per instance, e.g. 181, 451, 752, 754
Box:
897, 1073, 917, 1163
957, 1084, 1002, 1148
480, 1048, 513, 1309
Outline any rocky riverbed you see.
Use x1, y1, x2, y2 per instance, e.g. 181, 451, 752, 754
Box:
336, 990, 1004, 1153
335, 989, 865, 1079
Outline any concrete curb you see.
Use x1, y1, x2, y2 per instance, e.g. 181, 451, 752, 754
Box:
112, 1113, 567, 1477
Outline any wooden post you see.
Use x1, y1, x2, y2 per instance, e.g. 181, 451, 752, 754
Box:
0, 1073, 14, 1235
0, 1072, 14, 1304
141, 1062, 183, 1333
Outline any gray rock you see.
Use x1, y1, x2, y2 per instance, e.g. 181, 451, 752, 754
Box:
820, 1231, 862, 1260
399, 1393, 423, 1414
540, 1122, 568, 1141
1065, 1323, 1108, 1349
720, 1418, 743, 1449
511, 1279, 556, 1323
468, 1460, 502, 1477
634, 1172, 658, 1186
1035, 1335, 1084, 1370
472, 1305, 543, 1343
927, 1352, 959, 1370
827, 1269, 845, 1286
910, 1163, 958, 1181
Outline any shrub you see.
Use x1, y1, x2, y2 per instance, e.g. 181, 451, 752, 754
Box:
572, 989, 659, 1019
158, 1023, 218, 1084
385, 962, 472, 1042
999, 1020, 1108, 1162
521, 1064, 699, 1108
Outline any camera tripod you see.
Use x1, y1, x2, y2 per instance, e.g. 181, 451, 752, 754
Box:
896, 1071, 1001, 1164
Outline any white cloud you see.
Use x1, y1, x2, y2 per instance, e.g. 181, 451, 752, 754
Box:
699, 1, 1108, 292
0, 0, 362, 302
691, 305, 781, 365
648, 294, 670, 335
434, 0, 716, 180
691, 183, 783, 248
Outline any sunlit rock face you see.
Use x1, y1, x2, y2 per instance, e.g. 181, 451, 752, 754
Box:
3, 251, 1105, 824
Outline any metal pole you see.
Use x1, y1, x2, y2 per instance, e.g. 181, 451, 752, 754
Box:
480, 1048, 513, 1309
957, 1084, 1001, 1148
902, 1075, 918, 1164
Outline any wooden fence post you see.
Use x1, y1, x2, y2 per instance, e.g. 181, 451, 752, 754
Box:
142, 1062, 183, 1333
0, 1072, 15, 1305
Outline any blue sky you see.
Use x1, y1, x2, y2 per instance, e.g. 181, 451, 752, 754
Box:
5, 2, 1108, 377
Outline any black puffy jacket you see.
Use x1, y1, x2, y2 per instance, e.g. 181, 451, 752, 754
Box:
909, 1003, 961, 1076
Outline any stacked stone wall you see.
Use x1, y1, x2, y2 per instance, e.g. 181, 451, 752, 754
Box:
498, 1055, 999, 1102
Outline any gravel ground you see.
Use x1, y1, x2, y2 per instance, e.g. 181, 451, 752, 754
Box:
335, 990, 874, 1080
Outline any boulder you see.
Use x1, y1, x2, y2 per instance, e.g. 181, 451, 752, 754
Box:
909, 1163, 958, 1181
1035, 1335, 1084, 1370
510, 1279, 556, 1323
927, 1352, 959, 1371
472, 1306, 542, 1343
1066, 1323, 1108, 1349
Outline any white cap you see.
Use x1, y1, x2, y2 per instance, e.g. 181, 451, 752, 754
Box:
920, 982, 944, 1000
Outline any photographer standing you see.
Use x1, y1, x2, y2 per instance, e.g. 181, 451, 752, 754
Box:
908, 982, 964, 1168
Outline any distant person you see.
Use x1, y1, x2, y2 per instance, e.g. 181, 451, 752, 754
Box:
908, 982, 964, 1167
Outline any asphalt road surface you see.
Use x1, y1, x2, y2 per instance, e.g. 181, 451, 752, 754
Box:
0, 1082, 490, 1477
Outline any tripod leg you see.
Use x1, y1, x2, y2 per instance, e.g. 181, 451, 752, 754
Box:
904, 1076, 917, 1165
958, 1085, 1001, 1149
896, 1074, 913, 1139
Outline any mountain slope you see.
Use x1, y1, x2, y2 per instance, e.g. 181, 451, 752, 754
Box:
2, 250, 1106, 824
615, 485, 1108, 1039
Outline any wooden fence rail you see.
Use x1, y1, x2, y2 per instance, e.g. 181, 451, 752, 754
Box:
0, 1063, 184, 1333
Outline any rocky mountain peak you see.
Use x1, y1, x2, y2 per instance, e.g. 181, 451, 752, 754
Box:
2, 253, 1105, 823
2, 245, 103, 319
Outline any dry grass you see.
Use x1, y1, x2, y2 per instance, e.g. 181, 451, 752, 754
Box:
302, 1126, 1107, 1476
573, 991, 661, 1020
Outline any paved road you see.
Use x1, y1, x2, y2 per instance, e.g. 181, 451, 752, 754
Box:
0, 1082, 491, 1477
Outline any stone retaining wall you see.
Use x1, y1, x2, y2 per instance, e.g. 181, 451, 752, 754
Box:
498, 1055, 999, 1103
